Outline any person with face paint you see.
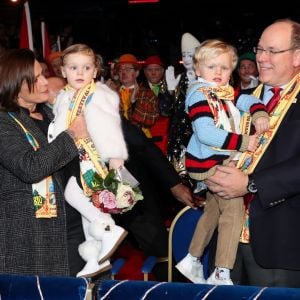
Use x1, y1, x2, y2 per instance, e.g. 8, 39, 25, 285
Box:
166, 33, 200, 185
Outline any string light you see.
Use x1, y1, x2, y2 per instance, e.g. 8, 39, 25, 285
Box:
128, 0, 159, 4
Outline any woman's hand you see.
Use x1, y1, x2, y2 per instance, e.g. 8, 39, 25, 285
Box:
67, 114, 89, 141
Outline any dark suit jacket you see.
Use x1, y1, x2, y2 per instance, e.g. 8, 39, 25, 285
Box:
112, 118, 181, 257
0, 105, 81, 276
248, 85, 300, 270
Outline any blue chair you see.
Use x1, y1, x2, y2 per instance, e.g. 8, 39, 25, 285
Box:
111, 255, 165, 281
167, 206, 210, 282
111, 206, 208, 282
111, 258, 126, 280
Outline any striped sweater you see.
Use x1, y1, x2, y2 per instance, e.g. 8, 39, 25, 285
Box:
185, 80, 268, 180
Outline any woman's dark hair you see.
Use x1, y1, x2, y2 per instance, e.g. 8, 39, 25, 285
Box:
0, 48, 36, 112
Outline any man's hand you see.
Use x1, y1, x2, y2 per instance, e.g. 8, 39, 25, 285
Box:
170, 183, 197, 209
205, 165, 248, 199
165, 66, 181, 91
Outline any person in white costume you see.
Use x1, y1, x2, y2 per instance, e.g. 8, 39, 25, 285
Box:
48, 44, 128, 278
166, 32, 201, 182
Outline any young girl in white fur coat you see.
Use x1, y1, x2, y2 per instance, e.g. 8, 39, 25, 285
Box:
48, 44, 129, 277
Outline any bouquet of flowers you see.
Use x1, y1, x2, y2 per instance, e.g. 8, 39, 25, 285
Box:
88, 167, 144, 214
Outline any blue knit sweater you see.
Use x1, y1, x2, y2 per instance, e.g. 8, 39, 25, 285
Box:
185, 80, 268, 180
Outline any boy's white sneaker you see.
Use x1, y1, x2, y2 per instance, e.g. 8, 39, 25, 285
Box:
206, 269, 233, 285
175, 253, 206, 284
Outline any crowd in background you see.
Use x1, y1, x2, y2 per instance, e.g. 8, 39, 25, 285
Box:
1, 10, 300, 293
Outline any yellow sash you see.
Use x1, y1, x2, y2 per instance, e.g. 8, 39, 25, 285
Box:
66, 81, 109, 196
237, 73, 300, 174
239, 73, 300, 243
8, 112, 57, 218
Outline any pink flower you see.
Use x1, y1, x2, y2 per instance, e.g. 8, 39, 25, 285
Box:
99, 190, 117, 209
90, 169, 143, 214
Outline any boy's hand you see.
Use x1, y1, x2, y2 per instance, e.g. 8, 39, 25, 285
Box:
248, 134, 259, 152
254, 116, 269, 135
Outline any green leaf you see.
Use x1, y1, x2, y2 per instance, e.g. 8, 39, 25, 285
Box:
103, 169, 119, 188
94, 172, 104, 183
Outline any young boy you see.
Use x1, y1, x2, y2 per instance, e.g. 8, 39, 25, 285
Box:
176, 39, 269, 285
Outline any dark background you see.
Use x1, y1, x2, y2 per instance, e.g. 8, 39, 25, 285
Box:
1, 0, 299, 64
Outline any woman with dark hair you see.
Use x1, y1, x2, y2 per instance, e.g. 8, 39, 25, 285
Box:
0, 48, 88, 276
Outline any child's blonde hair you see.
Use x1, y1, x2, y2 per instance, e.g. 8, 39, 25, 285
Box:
193, 39, 238, 71
61, 43, 102, 76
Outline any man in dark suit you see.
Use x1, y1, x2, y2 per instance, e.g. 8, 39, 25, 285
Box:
111, 117, 198, 281
113, 117, 196, 258
206, 19, 300, 287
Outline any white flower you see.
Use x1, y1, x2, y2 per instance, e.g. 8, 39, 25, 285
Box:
116, 183, 135, 208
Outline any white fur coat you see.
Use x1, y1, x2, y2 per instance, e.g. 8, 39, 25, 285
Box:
48, 81, 128, 161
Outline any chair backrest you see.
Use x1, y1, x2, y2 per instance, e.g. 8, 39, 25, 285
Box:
0, 274, 90, 300
168, 206, 209, 282
98, 280, 300, 300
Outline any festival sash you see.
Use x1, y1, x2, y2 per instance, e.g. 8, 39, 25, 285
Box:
8, 112, 57, 218
238, 73, 300, 243
237, 73, 300, 174
65, 81, 109, 196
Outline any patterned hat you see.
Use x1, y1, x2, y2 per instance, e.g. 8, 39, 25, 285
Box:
181, 33, 200, 52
